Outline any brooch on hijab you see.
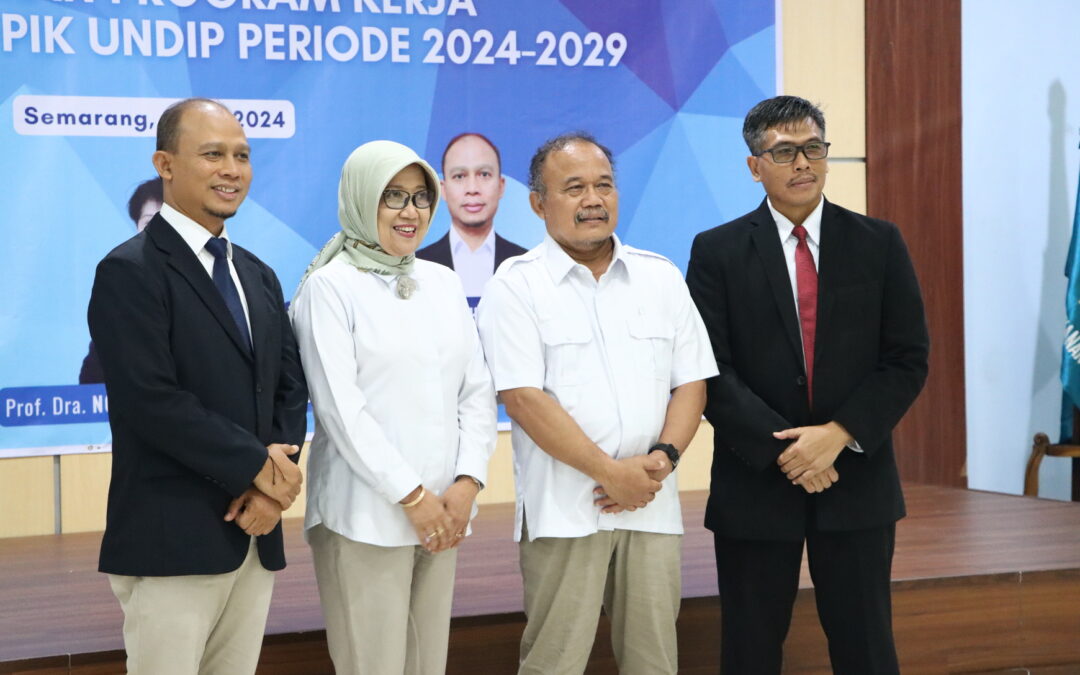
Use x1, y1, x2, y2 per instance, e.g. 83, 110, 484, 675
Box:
396, 275, 418, 300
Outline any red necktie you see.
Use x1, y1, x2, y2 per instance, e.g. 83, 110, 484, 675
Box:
792, 225, 817, 404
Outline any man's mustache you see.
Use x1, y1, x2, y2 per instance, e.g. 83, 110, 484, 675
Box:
575, 208, 609, 224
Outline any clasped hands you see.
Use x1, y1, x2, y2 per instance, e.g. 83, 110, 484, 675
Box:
774, 421, 850, 493
402, 477, 481, 554
224, 443, 302, 536
592, 452, 670, 514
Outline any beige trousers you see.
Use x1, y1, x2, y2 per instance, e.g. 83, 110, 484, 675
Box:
518, 524, 682, 675
308, 524, 459, 675
107, 537, 275, 675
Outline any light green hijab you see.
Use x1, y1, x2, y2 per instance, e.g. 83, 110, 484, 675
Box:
296, 140, 440, 297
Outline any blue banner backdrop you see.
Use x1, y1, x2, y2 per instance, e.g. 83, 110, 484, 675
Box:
0, 0, 774, 456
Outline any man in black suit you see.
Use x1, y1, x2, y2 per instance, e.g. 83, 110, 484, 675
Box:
685, 96, 929, 674
88, 98, 308, 675
416, 133, 527, 303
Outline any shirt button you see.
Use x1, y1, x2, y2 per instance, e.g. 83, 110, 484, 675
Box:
795, 375, 807, 386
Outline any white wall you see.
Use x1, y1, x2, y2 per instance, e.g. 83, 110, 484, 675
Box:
963, 1, 1080, 499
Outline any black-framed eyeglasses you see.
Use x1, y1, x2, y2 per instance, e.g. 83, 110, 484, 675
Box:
381, 189, 434, 210
756, 141, 830, 164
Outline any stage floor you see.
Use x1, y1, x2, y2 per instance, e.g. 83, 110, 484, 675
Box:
2, 484, 1079, 673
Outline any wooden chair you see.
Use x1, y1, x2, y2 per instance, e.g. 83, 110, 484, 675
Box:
1024, 432, 1080, 496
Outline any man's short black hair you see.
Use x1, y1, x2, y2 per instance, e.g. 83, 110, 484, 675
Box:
441, 132, 501, 176
742, 96, 826, 155
156, 97, 230, 153
528, 132, 615, 196
127, 177, 163, 224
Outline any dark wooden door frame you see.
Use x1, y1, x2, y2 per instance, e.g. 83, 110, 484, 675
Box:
865, 0, 967, 487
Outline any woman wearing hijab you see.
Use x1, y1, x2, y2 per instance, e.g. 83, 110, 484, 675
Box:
290, 141, 496, 675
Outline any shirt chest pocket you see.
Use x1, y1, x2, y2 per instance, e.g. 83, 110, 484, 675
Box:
538, 317, 591, 389
628, 316, 675, 385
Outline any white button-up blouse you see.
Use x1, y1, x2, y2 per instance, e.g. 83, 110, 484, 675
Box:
290, 257, 497, 547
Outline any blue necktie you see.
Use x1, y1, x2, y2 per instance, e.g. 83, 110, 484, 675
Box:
204, 237, 252, 352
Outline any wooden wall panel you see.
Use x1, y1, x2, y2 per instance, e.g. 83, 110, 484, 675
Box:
1018, 570, 1080, 668
477, 431, 515, 506
58, 446, 311, 534
782, 0, 866, 159
0, 457, 55, 537
825, 162, 868, 216
865, 0, 966, 486
33, 421, 715, 541
678, 422, 714, 492
60, 454, 110, 534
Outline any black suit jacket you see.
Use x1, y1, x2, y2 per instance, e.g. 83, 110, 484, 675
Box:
88, 214, 308, 576
686, 199, 928, 542
415, 230, 528, 273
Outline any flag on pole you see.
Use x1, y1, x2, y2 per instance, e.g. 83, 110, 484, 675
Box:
1060, 149, 1080, 442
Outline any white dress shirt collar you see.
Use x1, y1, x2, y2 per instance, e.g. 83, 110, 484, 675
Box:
541, 233, 629, 284
767, 196, 824, 247
159, 203, 234, 259
449, 224, 495, 256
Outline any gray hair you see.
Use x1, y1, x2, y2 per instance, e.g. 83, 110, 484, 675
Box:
528, 132, 615, 196
742, 96, 826, 155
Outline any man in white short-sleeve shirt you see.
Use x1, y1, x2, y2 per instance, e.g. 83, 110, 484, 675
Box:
477, 132, 718, 675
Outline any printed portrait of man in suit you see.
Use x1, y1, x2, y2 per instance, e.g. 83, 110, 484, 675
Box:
416, 133, 527, 305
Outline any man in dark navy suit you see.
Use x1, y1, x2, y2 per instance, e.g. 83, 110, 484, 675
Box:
88, 97, 307, 675
416, 133, 527, 303
686, 96, 929, 674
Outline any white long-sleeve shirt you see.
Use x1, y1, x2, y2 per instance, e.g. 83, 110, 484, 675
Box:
290, 257, 497, 547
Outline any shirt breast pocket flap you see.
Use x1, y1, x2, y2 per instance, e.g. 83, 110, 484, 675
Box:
628, 316, 675, 382
538, 317, 591, 386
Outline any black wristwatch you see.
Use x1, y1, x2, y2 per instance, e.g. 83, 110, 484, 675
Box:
650, 442, 680, 469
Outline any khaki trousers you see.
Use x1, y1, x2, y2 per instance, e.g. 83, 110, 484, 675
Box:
518, 524, 682, 675
308, 524, 459, 675
107, 537, 275, 675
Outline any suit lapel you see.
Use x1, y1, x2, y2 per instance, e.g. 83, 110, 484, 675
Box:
748, 201, 803, 362
814, 199, 844, 366
234, 250, 269, 371
147, 216, 254, 362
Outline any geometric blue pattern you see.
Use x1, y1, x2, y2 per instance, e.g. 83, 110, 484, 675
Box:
0, 0, 773, 452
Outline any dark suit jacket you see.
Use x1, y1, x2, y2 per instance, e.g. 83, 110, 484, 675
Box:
686, 199, 928, 542
88, 214, 308, 576
415, 230, 528, 273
